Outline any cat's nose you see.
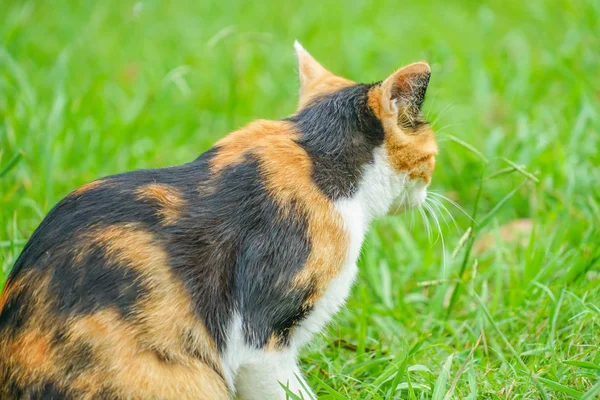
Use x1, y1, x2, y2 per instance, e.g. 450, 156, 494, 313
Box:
426, 155, 436, 174
416, 155, 436, 185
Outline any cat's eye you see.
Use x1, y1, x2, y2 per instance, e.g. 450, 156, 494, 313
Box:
397, 111, 426, 132
398, 112, 413, 129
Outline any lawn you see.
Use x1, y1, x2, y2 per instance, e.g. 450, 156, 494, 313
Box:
1, 0, 599, 398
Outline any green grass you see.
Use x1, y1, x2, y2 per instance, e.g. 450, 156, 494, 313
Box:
1, 0, 599, 398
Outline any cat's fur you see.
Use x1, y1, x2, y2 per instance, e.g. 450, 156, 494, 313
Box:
0, 42, 437, 399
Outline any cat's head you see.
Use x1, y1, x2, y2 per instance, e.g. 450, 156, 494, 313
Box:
293, 42, 437, 217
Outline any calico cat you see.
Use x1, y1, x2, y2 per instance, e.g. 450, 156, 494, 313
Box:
0, 42, 437, 399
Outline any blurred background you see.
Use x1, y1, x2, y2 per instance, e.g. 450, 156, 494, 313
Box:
1, 0, 599, 398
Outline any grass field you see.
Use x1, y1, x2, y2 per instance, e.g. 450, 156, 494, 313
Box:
1, 0, 599, 398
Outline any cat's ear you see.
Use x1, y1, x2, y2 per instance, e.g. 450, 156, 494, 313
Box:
380, 62, 431, 116
294, 41, 332, 97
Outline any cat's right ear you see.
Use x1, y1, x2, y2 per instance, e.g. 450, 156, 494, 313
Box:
294, 41, 333, 104
380, 62, 431, 117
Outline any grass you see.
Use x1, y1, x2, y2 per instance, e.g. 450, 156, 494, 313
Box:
1, 0, 599, 398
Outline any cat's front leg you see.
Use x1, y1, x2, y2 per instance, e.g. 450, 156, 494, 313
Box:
235, 351, 315, 400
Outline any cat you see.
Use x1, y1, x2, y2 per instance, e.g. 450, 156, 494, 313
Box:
0, 41, 437, 399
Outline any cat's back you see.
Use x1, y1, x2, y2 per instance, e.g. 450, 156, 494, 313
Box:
0, 118, 349, 399
4, 118, 303, 286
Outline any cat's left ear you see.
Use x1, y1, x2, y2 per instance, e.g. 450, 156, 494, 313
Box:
380, 62, 431, 116
294, 41, 332, 98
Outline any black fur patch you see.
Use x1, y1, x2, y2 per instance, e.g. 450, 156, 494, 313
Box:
2, 381, 72, 400
33, 382, 72, 400
52, 246, 146, 318
61, 340, 96, 378
288, 84, 385, 199
234, 195, 313, 347
164, 153, 313, 349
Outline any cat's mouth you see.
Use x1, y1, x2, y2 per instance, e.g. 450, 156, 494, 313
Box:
411, 186, 428, 208
388, 181, 428, 215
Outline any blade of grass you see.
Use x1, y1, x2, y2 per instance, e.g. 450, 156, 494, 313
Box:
537, 377, 583, 399
478, 179, 528, 229
305, 374, 346, 400
372, 353, 408, 388
466, 358, 477, 400
406, 371, 417, 400
451, 227, 471, 259
447, 135, 489, 163
484, 166, 517, 181
548, 288, 565, 347
563, 360, 600, 371
386, 356, 410, 398
500, 158, 540, 183
431, 354, 454, 400
0, 151, 24, 179
280, 384, 303, 400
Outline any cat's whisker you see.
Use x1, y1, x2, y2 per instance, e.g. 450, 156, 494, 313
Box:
420, 203, 440, 247
431, 122, 462, 137
417, 205, 432, 241
429, 191, 475, 222
429, 103, 456, 127
426, 196, 450, 229
422, 202, 439, 245
423, 201, 447, 272
436, 198, 460, 231
428, 196, 459, 232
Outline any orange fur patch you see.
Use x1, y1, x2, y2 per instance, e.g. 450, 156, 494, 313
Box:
265, 333, 281, 352
69, 310, 228, 399
12, 330, 52, 371
135, 183, 185, 224
210, 119, 287, 173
